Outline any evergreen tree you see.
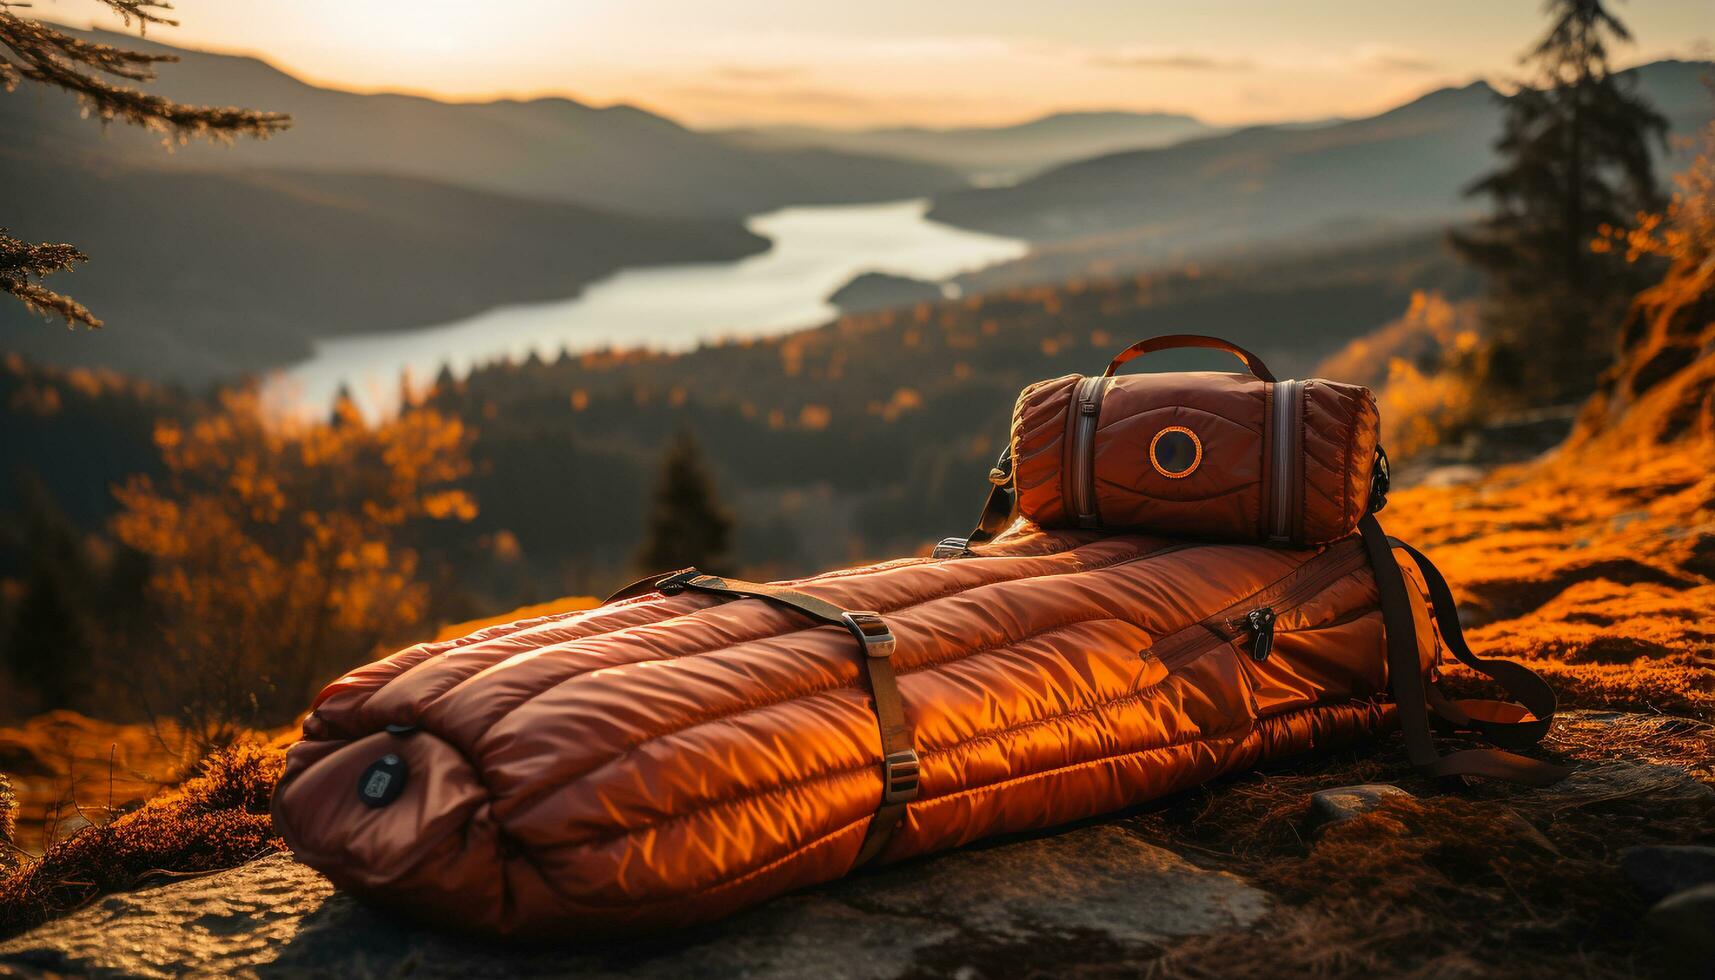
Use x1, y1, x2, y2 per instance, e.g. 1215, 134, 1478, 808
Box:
1, 1, 288, 328
1452, 0, 1668, 404
0, 771, 15, 871
637, 430, 734, 574
0, 476, 97, 711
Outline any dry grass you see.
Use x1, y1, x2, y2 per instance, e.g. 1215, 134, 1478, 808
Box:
1138, 712, 1715, 978
0, 740, 285, 940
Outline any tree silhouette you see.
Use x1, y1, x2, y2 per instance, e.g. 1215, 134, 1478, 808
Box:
0, 0, 289, 328
1452, 0, 1668, 404
637, 430, 734, 574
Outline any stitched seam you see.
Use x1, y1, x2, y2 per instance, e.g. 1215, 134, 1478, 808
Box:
1096, 403, 1263, 436
489, 553, 1182, 817
566, 622, 1219, 849
469, 540, 1169, 763
1093, 474, 1261, 503
397, 557, 944, 724
1017, 406, 1070, 445
534, 811, 873, 914
567, 703, 1250, 853
1339, 400, 1358, 532
536, 698, 1379, 911
615, 614, 1126, 756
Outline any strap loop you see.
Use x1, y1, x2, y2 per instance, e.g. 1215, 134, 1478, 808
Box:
931, 537, 974, 559
882, 749, 922, 805
841, 611, 897, 659
967, 447, 1017, 545
602, 567, 918, 868
1360, 514, 1567, 786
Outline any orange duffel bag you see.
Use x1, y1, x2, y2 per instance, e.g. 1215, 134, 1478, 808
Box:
272, 336, 1564, 939
954, 334, 1384, 549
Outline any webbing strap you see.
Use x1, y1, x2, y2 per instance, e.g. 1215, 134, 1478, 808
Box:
605, 569, 919, 868
1358, 515, 1568, 786
967, 448, 1017, 545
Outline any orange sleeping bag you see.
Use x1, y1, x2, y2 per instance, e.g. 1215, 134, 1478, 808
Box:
272, 522, 1557, 938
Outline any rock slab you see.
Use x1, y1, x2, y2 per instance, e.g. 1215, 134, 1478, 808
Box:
1620, 845, 1715, 904
0, 823, 1266, 979
1302, 784, 1413, 837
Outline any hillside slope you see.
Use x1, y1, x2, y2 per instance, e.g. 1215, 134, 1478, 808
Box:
722, 110, 1220, 181
930, 61, 1713, 252
0, 154, 767, 381
3, 26, 964, 219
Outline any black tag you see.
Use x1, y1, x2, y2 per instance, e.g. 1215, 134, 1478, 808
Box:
357, 753, 408, 808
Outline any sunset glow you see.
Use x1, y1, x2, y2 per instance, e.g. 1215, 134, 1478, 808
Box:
39, 0, 1713, 127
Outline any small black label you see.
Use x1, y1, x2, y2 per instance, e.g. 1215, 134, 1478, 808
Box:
358, 752, 408, 808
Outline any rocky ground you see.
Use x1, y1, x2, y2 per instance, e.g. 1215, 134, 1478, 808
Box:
0, 710, 1709, 979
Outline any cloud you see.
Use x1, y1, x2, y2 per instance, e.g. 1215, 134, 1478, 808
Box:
1349, 45, 1439, 73
1089, 48, 1254, 72
711, 65, 801, 82
672, 84, 878, 109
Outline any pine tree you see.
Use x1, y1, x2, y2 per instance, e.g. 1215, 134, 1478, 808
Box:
0, 476, 97, 711
1452, 0, 1668, 405
637, 430, 734, 574
1, 1, 288, 328
0, 771, 16, 871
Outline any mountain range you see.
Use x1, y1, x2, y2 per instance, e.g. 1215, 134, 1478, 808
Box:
928, 61, 1714, 254
6, 27, 962, 220
720, 111, 1223, 183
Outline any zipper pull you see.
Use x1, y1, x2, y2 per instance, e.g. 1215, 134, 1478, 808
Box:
1245, 607, 1276, 661
1079, 399, 1098, 415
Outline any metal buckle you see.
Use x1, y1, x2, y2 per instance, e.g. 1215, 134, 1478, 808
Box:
840, 610, 895, 659
654, 569, 702, 595
931, 536, 972, 559
1368, 445, 1392, 514
882, 748, 921, 804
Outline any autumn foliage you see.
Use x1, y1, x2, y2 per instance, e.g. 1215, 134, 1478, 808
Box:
109, 390, 475, 746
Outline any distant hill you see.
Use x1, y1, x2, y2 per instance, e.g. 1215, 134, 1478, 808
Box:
5, 26, 965, 219
721, 111, 1220, 182
929, 61, 1715, 250
827, 272, 945, 315
0, 152, 767, 381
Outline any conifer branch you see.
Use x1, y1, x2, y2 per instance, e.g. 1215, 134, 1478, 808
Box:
0, 2, 290, 328
0, 231, 101, 329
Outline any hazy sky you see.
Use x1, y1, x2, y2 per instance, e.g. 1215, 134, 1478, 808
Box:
41, 0, 1715, 129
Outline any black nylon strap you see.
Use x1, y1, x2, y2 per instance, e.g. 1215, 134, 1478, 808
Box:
610, 569, 919, 868
1392, 538, 1557, 748
1359, 515, 1567, 786
966, 447, 1016, 545
603, 567, 696, 605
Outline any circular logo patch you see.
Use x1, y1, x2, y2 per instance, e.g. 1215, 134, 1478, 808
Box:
1149, 426, 1202, 479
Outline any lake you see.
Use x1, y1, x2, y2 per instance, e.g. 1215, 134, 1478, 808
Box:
274, 199, 1027, 417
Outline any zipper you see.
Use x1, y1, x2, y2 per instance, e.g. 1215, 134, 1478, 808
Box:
1146, 537, 1370, 669
1242, 608, 1276, 661
1064, 375, 1109, 529
1270, 379, 1303, 543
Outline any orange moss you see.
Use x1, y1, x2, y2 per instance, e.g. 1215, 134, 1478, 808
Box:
1381, 354, 1715, 719
0, 740, 285, 940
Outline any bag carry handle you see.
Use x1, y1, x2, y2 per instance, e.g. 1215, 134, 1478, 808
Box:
1102, 333, 1278, 381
